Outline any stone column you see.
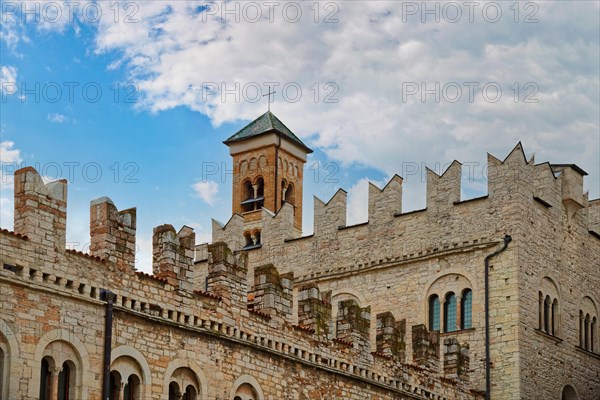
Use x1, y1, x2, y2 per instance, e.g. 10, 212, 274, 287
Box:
117, 382, 125, 400
440, 298, 446, 333
49, 367, 62, 400
456, 295, 462, 330
539, 295, 544, 330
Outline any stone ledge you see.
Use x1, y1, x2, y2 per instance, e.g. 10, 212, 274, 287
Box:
534, 328, 563, 344
575, 346, 600, 360
440, 328, 476, 337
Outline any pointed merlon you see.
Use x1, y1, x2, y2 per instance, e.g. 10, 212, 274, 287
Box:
368, 175, 403, 221
314, 189, 347, 236
426, 161, 461, 209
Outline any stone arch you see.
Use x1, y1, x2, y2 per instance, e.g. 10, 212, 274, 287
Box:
240, 160, 248, 175
580, 296, 598, 317
258, 155, 267, 169
331, 290, 366, 307
579, 296, 598, 351
111, 345, 152, 397
162, 358, 208, 399
424, 272, 475, 331
329, 288, 368, 342
29, 329, 90, 399
539, 276, 561, 336
561, 384, 578, 400
0, 320, 19, 400
285, 182, 295, 205
422, 268, 478, 301
540, 276, 560, 299
249, 158, 257, 171
229, 375, 264, 400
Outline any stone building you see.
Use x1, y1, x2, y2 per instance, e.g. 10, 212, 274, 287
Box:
0, 111, 598, 400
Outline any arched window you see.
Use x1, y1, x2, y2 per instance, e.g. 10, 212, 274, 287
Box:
124, 375, 140, 400
169, 382, 180, 400
183, 384, 197, 400
241, 180, 254, 212
584, 314, 590, 351
538, 292, 544, 330
0, 348, 3, 400
39, 358, 52, 400
57, 362, 71, 400
543, 296, 551, 333
461, 289, 472, 329
244, 232, 253, 247
109, 371, 121, 400
234, 382, 259, 400
429, 295, 440, 332
579, 311, 584, 348
255, 177, 264, 209
562, 384, 578, 400
444, 292, 457, 333
552, 299, 559, 335
592, 317, 596, 353
285, 183, 295, 205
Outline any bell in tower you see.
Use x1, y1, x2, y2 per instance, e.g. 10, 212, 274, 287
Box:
224, 111, 312, 236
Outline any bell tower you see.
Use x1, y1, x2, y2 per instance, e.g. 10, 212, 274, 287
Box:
224, 111, 312, 235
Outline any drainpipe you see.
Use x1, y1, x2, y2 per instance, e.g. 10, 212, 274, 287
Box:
101, 289, 116, 400
484, 234, 512, 400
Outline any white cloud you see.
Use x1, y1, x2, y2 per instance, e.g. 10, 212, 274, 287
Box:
90, 1, 599, 200
47, 113, 68, 123
0, 140, 23, 230
192, 180, 219, 206
346, 178, 386, 225
0, 66, 18, 94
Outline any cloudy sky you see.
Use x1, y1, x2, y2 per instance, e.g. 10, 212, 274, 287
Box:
1, 1, 598, 272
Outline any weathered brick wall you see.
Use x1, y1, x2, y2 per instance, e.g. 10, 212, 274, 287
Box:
0, 167, 480, 399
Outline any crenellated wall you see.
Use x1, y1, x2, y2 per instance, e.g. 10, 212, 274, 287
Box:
1, 142, 598, 400
211, 142, 600, 399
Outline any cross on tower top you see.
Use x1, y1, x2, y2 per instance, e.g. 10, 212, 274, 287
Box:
263, 86, 276, 111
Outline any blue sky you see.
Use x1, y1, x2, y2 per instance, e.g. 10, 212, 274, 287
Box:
1, 1, 599, 271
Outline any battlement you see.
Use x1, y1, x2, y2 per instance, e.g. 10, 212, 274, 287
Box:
213, 143, 597, 270
1, 141, 597, 399
14, 166, 67, 250
152, 224, 195, 290
90, 196, 136, 271
0, 231, 477, 399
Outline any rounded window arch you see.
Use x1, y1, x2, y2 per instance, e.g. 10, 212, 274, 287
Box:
38, 340, 82, 400
562, 384, 578, 400
0, 321, 19, 400
39, 357, 53, 400
539, 276, 560, 336
255, 177, 265, 208
241, 180, 254, 212
235, 383, 259, 400
0, 346, 4, 400
169, 381, 180, 400
168, 367, 201, 400
428, 294, 440, 332
579, 296, 598, 352
230, 375, 264, 400
461, 289, 473, 329
444, 292, 457, 333
424, 272, 475, 333
285, 182, 295, 205
110, 346, 151, 400
30, 330, 90, 400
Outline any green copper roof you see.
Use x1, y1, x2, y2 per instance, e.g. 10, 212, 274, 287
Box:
224, 111, 313, 153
